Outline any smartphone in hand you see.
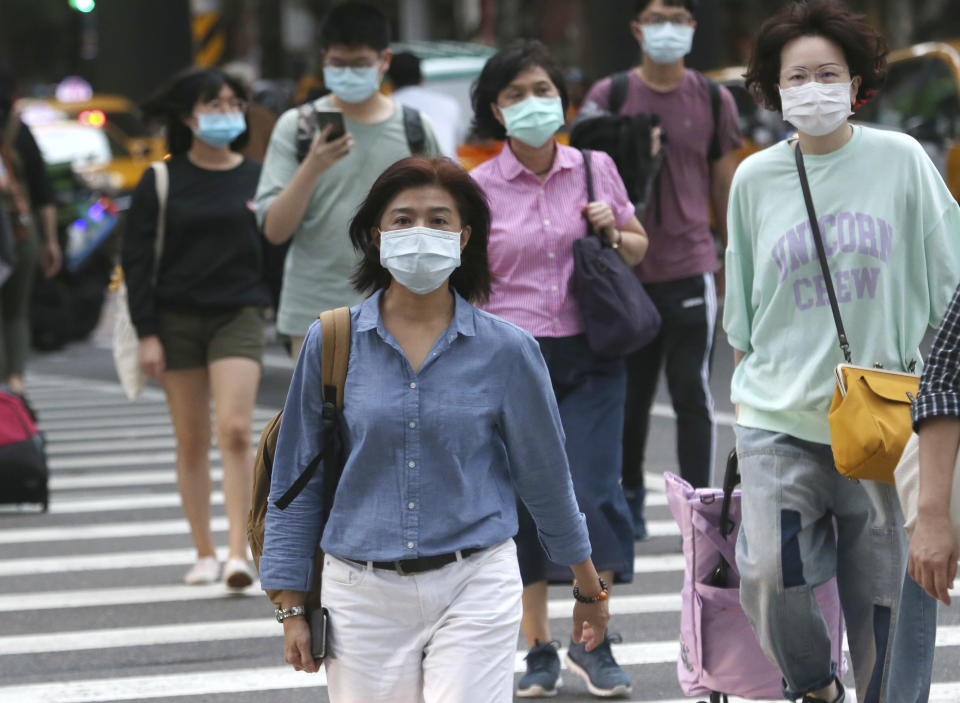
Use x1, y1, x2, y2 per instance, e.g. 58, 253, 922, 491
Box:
295, 109, 347, 162
309, 606, 329, 659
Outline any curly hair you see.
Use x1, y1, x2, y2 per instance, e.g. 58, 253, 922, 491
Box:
470, 41, 569, 141
349, 157, 492, 303
744, 0, 887, 113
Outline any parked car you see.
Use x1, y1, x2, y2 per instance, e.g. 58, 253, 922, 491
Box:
854, 40, 960, 202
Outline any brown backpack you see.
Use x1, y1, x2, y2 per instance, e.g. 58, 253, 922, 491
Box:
247, 306, 351, 609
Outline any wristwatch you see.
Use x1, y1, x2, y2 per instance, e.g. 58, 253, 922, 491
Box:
275, 605, 307, 623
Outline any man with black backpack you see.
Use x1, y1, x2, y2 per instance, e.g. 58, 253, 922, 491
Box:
254, 3, 440, 359
579, 0, 742, 538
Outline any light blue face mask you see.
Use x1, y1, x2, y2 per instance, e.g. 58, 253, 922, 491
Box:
323, 66, 381, 104
499, 96, 565, 148
640, 23, 695, 64
193, 112, 246, 148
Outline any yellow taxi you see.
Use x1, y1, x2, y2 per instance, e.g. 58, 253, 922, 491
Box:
854, 40, 960, 202
19, 91, 165, 194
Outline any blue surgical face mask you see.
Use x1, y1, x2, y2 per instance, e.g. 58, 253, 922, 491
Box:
323, 66, 381, 104
193, 112, 246, 148
499, 96, 565, 148
640, 23, 694, 64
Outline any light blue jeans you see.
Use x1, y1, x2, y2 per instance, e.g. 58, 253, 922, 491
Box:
884, 570, 938, 702
735, 426, 909, 701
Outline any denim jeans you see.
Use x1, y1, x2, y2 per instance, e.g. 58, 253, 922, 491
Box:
735, 426, 908, 701
884, 570, 938, 703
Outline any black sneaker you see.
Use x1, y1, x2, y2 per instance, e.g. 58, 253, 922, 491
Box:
565, 633, 632, 698
517, 639, 562, 698
801, 678, 845, 703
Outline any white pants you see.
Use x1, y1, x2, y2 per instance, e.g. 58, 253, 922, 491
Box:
322, 539, 523, 703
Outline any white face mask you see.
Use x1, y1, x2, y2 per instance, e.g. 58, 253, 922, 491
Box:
779, 81, 854, 137
379, 226, 462, 295
640, 23, 694, 64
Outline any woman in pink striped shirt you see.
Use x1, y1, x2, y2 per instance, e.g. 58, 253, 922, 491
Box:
470, 41, 649, 699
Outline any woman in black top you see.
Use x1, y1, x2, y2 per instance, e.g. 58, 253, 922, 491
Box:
122, 68, 270, 590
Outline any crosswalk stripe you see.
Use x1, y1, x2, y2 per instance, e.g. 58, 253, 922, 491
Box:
50, 451, 218, 470
50, 469, 221, 490
0, 581, 261, 612
0, 546, 684, 577
38, 410, 277, 434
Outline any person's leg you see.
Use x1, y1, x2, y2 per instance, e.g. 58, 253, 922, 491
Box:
289, 334, 305, 361
661, 273, 717, 489
832, 479, 909, 702
422, 541, 523, 703
322, 555, 426, 703
882, 569, 937, 703
162, 368, 215, 562
208, 357, 260, 560
735, 427, 842, 700
621, 332, 664, 538
2, 230, 40, 392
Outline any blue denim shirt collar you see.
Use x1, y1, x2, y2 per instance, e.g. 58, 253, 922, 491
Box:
354, 287, 478, 342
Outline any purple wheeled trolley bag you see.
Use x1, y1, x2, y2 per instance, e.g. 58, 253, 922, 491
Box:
664, 451, 846, 702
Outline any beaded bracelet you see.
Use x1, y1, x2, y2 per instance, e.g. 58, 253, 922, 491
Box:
573, 577, 609, 604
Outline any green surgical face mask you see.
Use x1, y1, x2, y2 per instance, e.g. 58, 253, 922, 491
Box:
499, 96, 565, 148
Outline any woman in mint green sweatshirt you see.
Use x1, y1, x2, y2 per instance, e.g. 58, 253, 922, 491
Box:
723, 3, 960, 702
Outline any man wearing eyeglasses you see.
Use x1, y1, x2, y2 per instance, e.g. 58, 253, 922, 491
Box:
582, 0, 743, 540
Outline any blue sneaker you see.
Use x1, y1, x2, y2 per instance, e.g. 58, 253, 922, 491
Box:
517, 639, 562, 698
565, 633, 632, 698
623, 487, 648, 540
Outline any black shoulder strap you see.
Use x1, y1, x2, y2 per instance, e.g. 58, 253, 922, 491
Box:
704, 75, 722, 162
402, 105, 427, 155
795, 144, 852, 363
609, 71, 630, 115
580, 149, 601, 241
719, 448, 740, 539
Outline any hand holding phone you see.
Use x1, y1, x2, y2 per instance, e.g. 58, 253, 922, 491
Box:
309, 606, 329, 659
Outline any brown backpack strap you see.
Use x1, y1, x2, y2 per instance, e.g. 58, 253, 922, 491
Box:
318, 306, 351, 408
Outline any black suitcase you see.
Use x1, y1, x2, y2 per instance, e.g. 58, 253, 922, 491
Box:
0, 389, 48, 511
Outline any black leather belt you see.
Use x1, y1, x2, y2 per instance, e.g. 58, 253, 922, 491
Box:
345, 546, 486, 575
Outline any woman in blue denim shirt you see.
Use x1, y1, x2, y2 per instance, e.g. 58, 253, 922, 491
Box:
260, 156, 611, 703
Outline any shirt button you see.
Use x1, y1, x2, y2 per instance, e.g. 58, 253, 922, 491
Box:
553, 317, 560, 323
409, 382, 417, 389
408, 460, 416, 468
551, 285, 558, 292
408, 502, 415, 510
409, 421, 416, 429
544, 219, 550, 226
548, 252, 555, 259
407, 542, 415, 549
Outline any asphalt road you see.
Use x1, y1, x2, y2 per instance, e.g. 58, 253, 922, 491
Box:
1, 307, 957, 703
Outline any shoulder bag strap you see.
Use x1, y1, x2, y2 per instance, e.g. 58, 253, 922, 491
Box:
704, 75, 722, 162
794, 144, 852, 363
401, 105, 427, 155
275, 306, 351, 511
579, 148, 601, 240
150, 161, 168, 286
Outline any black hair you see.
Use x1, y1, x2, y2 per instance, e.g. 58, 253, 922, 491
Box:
0, 63, 15, 126
471, 40, 569, 141
141, 67, 250, 155
320, 2, 389, 52
350, 157, 492, 303
388, 52, 422, 89
634, 0, 698, 15
745, 0, 887, 112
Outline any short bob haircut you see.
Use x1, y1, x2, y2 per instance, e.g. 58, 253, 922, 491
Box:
349, 157, 492, 303
471, 41, 569, 141
320, 2, 389, 52
744, 0, 887, 113
141, 67, 250, 155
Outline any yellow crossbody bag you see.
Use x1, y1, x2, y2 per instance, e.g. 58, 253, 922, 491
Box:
796, 145, 917, 484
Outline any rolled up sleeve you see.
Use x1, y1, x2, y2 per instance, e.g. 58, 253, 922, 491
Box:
260, 319, 327, 591
499, 332, 591, 566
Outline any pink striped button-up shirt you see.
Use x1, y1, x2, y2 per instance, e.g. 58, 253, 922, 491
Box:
471, 143, 635, 338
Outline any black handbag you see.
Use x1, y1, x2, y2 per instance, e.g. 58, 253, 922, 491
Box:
572, 149, 660, 359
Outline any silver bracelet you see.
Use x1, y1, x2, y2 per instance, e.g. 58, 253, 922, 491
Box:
275, 605, 307, 623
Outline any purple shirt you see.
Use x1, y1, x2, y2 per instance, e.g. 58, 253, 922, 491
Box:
583, 68, 742, 283
471, 143, 634, 337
